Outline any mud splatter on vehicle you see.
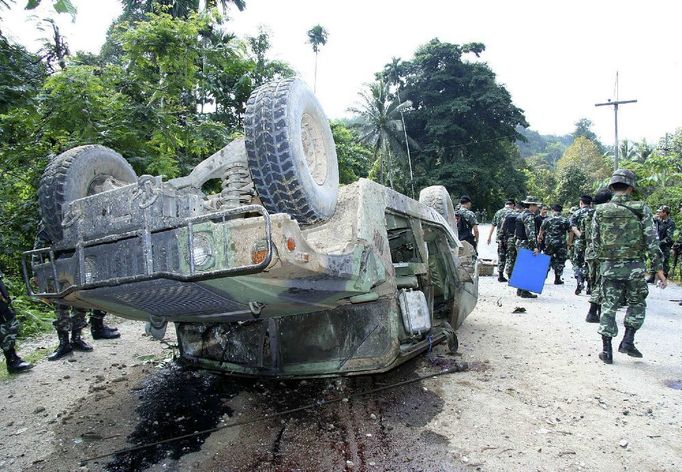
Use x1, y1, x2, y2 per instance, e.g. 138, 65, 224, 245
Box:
24, 78, 478, 378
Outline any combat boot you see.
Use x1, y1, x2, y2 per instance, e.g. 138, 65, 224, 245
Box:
585, 303, 600, 323
3, 348, 33, 373
91, 317, 121, 340
574, 276, 584, 295
518, 289, 537, 299
554, 273, 564, 285
498, 272, 508, 282
70, 329, 93, 352
48, 330, 73, 361
618, 327, 643, 358
598, 335, 613, 364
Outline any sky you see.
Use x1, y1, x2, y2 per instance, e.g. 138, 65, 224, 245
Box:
2, 0, 681, 145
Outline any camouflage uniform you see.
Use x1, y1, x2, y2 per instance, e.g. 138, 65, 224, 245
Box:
569, 207, 591, 282
457, 207, 479, 249
54, 304, 88, 332
514, 205, 540, 297
654, 217, 675, 277
582, 208, 601, 305
515, 209, 539, 253
501, 210, 520, 278
592, 194, 662, 338
1, 275, 33, 372
0, 277, 19, 352
491, 206, 511, 277
540, 215, 570, 277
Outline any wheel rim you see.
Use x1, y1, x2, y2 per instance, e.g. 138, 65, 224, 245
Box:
300, 112, 328, 185
86, 174, 130, 196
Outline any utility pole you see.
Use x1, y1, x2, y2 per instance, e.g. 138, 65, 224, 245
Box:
595, 98, 637, 169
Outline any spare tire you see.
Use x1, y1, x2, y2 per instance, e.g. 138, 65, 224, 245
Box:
419, 186, 458, 233
38, 145, 137, 242
244, 78, 339, 225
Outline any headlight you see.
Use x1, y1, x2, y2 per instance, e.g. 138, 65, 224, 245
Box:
191, 233, 213, 269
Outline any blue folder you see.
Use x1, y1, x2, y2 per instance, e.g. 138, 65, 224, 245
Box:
508, 248, 551, 294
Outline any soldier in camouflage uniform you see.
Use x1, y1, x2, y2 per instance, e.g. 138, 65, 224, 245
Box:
48, 305, 94, 361
583, 189, 613, 323
569, 195, 593, 295
538, 204, 570, 285
592, 169, 666, 364
502, 203, 523, 279
0, 271, 33, 373
90, 310, 120, 340
456, 195, 479, 251
487, 198, 515, 282
647, 205, 675, 281
514, 196, 542, 298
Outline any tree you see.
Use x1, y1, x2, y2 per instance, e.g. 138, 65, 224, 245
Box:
121, 0, 245, 20
557, 136, 611, 183
383, 39, 528, 211
573, 118, 604, 154
247, 27, 294, 87
554, 164, 592, 208
383, 57, 415, 197
348, 78, 414, 190
330, 121, 372, 184
306, 24, 327, 93
23, 0, 76, 16
0, 32, 46, 113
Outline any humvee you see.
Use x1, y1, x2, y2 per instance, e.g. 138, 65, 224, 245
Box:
23, 78, 478, 378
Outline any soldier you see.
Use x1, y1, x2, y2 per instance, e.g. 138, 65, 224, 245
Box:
487, 198, 516, 282
538, 204, 570, 285
592, 169, 666, 364
535, 205, 549, 252
647, 205, 675, 281
90, 310, 120, 340
48, 305, 94, 361
502, 202, 523, 280
514, 196, 542, 299
569, 195, 593, 295
457, 195, 479, 250
0, 271, 33, 373
583, 189, 613, 323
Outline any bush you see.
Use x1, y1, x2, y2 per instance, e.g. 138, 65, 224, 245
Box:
3, 275, 54, 339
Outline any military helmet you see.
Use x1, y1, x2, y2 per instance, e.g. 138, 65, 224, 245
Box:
609, 168, 636, 189
522, 195, 541, 205
658, 205, 671, 214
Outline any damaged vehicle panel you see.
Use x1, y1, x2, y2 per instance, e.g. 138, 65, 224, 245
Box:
24, 78, 478, 378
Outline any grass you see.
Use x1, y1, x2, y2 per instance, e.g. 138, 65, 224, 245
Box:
0, 346, 49, 381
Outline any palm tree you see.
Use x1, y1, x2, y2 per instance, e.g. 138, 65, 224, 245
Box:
348, 79, 414, 190
634, 139, 654, 163
306, 24, 328, 93
383, 57, 415, 197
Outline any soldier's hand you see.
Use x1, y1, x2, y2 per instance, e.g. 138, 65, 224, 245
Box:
655, 270, 668, 289
533, 248, 539, 255
486, 236, 492, 245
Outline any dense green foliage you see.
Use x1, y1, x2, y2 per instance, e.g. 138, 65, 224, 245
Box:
351, 40, 528, 212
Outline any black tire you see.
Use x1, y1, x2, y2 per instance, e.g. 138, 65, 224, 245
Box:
419, 186, 457, 232
244, 78, 339, 225
38, 145, 137, 242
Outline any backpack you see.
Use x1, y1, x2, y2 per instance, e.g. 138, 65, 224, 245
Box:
595, 201, 645, 260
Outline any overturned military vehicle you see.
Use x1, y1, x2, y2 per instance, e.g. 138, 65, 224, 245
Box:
24, 78, 478, 378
